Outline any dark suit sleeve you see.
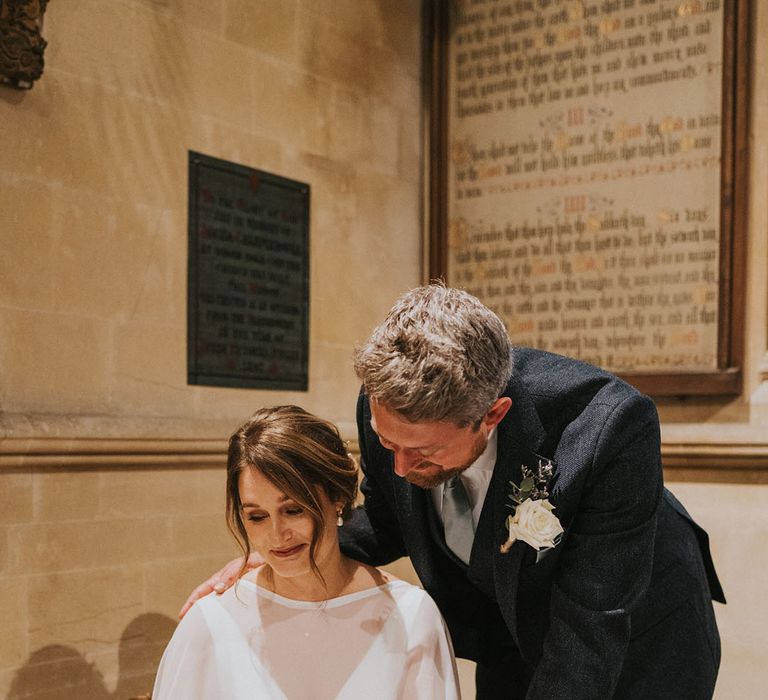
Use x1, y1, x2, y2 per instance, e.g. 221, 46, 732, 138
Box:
338, 392, 408, 566
526, 393, 663, 699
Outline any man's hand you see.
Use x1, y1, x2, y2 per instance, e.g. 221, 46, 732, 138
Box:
178, 552, 264, 619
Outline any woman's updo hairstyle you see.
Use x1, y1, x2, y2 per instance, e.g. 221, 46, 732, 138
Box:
226, 405, 358, 583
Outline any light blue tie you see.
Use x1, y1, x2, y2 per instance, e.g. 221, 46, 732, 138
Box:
442, 476, 475, 564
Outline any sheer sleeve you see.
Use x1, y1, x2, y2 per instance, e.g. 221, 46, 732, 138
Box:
152, 603, 219, 699
400, 591, 461, 700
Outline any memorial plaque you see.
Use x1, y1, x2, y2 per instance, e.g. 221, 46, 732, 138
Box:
188, 152, 310, 390
426, 0, 748, 396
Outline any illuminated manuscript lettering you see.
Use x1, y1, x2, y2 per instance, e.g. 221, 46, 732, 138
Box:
448, 0, 723, 371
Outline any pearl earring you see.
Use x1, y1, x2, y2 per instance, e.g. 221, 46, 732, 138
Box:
336, 508, 343, 527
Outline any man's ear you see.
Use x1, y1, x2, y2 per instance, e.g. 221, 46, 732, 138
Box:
481, 397, 512, 430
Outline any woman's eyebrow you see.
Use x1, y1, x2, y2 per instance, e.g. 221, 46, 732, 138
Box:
241, 495, 292, 508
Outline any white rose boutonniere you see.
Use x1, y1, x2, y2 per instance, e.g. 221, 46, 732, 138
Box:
500, 459, 563, 554
501, 498, 563, 552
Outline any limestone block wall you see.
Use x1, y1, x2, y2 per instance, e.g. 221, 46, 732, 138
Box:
0, 1, 423, 697
0, 0, 423, 426
0, 462, 234, 698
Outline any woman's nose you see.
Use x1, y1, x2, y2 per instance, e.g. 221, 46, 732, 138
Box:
270, 517, 291, 542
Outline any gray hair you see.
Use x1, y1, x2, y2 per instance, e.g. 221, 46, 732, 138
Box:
353, 285, 513, 426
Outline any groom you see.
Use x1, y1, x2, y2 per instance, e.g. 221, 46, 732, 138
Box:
339, 284, 723, 699
184, 284, 724, 698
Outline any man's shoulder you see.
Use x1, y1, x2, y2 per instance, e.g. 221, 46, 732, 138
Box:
512, 346, 615, 375
511, 347, 638, 398
509, 347, 654, 430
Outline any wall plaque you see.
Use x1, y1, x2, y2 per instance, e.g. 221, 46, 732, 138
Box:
426, 0, 749, 396
188, 152, 310, 391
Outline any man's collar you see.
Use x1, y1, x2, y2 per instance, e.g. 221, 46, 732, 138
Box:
465, 427, 498, 474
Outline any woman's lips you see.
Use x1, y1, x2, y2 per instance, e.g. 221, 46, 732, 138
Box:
270, 544, 306, 558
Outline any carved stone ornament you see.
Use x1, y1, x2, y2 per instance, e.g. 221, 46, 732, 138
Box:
0, 0, 49, 89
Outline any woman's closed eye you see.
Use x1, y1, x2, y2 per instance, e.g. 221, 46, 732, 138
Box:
245, 505, 305, 522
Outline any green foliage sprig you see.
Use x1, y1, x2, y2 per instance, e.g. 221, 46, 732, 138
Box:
507, 458, 555, 507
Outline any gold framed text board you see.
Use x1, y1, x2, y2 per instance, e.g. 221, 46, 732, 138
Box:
426, 0, 749, 396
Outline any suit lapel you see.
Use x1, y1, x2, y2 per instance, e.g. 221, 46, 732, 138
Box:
389, 456, 458, 590
390, 456, 426, 534
486, 370, 549, 648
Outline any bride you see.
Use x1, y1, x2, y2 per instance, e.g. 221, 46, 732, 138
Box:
153, 405, 460, 699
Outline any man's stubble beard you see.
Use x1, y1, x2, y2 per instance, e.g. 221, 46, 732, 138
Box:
403, 431, 489, 489
404, 464, 469, 489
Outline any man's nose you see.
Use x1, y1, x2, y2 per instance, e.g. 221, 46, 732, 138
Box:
393, 449, 422, 477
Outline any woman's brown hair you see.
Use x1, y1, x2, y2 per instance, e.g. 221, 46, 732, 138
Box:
226, 405, 358, 586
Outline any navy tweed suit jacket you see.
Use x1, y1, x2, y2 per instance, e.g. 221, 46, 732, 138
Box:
340, 348, 724, 699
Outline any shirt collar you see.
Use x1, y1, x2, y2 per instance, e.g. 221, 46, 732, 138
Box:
464, 426, 497, 474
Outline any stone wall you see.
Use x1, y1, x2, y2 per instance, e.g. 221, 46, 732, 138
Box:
0, 1, 423, 697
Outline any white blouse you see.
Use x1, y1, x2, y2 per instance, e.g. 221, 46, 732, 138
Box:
153, 578, 461, 699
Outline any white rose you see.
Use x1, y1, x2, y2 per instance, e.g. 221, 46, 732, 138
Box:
500, 499, 563, 553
